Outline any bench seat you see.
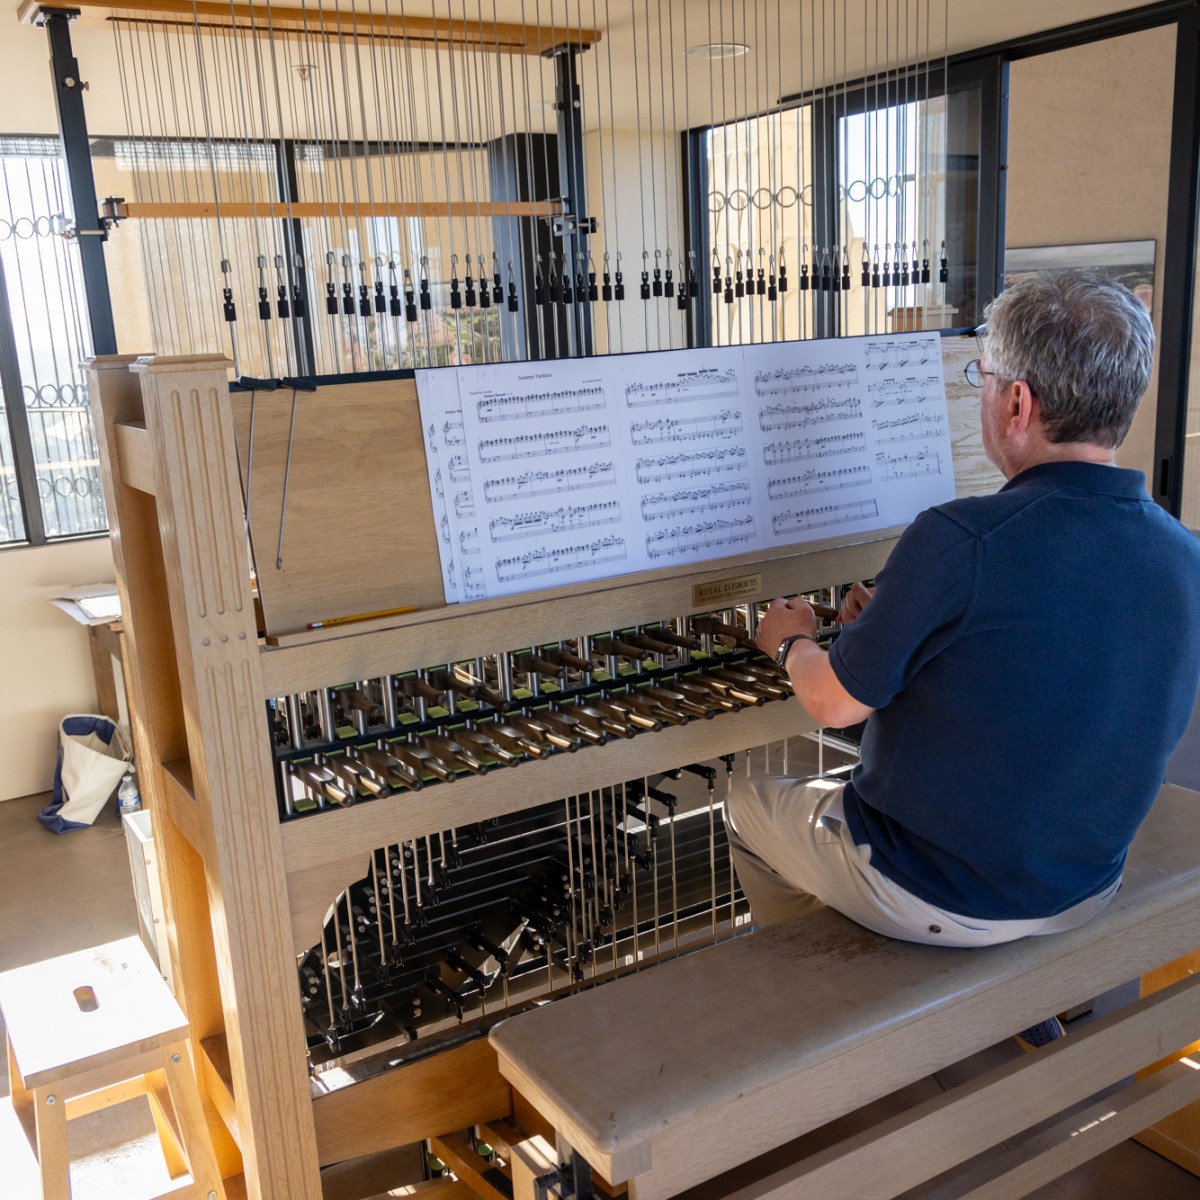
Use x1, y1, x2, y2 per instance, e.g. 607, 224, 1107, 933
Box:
490, 782, 1200, 1200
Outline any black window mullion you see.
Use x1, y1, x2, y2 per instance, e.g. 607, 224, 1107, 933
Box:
810, 97, 837, 339
276, 138, 317, 377
681, 127, 713, 349
1153, 6, 1200, 516
0, 249, 46, 545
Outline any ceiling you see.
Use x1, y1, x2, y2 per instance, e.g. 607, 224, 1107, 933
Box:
7, 0, 1172, 138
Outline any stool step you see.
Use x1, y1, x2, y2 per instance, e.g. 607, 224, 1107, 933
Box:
0, 937, 186, 1091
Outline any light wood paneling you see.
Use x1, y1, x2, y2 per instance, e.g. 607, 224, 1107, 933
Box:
312, 1038, 511, 1166
230, 379, 444, 637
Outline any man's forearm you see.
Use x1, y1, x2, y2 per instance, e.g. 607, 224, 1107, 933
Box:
780, 638, 874, 728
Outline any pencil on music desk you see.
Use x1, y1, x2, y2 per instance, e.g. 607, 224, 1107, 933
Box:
307, 606, 416, 630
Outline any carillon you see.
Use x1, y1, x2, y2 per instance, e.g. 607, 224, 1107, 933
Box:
43, 3, 976, 1198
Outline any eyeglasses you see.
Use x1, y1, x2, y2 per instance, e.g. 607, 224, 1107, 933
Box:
963, 359, 998, 388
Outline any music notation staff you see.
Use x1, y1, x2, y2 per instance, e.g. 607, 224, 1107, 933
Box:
496, 535, 628, 584
646, 514, 757, 561
754, 362, 859, 390
634, 446, 749, 485
448, 454, 471, 484
453, 489, 475, 520
864, 336, 939, 372
624, 368, 740, 408
630, 410, 744, 446
478, 422, 613, 462
477, 385, 607, 423
489, 500, 623, 543
877, 448, 943, 481
640, 481, 754, 522
772, 498, 880, 537
872, 412, 947, 445
868, 375, 943, 408
759, 396, 863, 432
442, 415, 466, 446
767, 464, 873, 502
483, 460, 618, 504
763, 431, 868, 466
460, 528, 480, 555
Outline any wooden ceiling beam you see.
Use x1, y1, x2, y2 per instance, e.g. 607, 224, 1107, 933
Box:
19, 0, 602, 53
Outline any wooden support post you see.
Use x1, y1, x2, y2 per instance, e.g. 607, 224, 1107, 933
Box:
86, 356, 240, 1179
126, 353, 321, 1200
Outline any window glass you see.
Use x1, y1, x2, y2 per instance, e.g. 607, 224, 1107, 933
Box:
0, 136, 104, 540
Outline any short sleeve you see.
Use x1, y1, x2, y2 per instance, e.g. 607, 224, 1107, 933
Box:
828, 508, 978, 711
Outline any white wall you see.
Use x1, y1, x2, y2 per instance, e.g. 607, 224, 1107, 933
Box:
0, 537, 117, 801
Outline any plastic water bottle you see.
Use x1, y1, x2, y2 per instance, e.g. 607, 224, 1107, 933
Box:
118, 765, 142, 814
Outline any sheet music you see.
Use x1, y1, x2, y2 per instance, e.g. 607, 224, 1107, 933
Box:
416, 332, 955, 603
748, 332, 951, 547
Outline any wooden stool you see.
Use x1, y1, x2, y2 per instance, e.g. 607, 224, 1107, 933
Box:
0, 936, 223, 1200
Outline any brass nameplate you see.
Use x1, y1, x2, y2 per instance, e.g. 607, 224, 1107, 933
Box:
692, 574, 763, 608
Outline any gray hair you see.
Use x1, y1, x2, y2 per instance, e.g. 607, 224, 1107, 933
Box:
981, 270, 1154, 448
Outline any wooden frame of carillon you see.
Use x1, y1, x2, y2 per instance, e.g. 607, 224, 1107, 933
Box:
86, 334, 994, 1199
42, 0, 971, 1194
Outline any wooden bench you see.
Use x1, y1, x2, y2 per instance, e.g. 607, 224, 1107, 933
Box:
489, 782, 1200, 1200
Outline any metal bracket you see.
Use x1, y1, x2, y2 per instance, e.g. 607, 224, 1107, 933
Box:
529, 1146, 596, 1200
551, 214, 598, 238
29, 6, 81, 26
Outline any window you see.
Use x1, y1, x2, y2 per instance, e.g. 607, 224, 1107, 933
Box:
698, 63, 988, 346
0, 136, 104, 546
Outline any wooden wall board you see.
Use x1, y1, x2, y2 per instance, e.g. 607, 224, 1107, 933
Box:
231, 379, 444, 638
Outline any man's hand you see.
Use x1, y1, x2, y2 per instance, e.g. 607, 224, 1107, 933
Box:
837, 582, 875, 625
754, 596, 818, 660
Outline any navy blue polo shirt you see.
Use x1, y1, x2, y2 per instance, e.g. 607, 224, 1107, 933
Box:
829, 461, 1200, 921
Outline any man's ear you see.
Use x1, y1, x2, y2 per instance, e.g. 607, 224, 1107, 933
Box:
1008, 379, 1037, 433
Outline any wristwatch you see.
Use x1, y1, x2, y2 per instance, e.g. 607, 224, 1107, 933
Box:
775, 632, 817, 667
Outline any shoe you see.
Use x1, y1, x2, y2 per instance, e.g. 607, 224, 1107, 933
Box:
1015, 1015, 1066, 1052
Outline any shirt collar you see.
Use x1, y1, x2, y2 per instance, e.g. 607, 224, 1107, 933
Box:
1000, 460, 1148, 500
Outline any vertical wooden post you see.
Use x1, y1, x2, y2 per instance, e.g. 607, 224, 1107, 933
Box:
125, 354, 321, 1200
86, 355, 239, 1178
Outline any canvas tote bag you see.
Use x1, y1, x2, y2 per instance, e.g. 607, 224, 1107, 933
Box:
38, 714, 132, 832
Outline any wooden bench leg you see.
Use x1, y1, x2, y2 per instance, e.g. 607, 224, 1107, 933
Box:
32, 1085, 71, 1200
146, 1067, 189, 1180
161, 1041, 224, 1200
510, 1134, 557, 1200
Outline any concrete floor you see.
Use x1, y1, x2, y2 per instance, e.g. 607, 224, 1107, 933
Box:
1, 791, 1200, 1198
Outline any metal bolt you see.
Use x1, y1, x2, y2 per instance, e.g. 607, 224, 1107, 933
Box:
171, 1053, 181, 1064
63, 76, 76, 88
208, 1192, 217, 1199
46, 1095, 56, 1105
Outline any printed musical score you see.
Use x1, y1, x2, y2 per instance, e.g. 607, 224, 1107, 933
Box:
767, 464, 872, 501
629, 410, 744, 445
477, 384, 606, 423
772, 499, 879, 537
479, 422, 612, 462
763, 431, 868, 466
489, 500, 623, 542
625, 368, 739, 408
496, 536, 628, 583
759, 395, 863, 432
416, 333, 955, 602
640, 481, 754, 522
646, 515, 757, 561
483, 460, 618, 503
634, 446, 749, 485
